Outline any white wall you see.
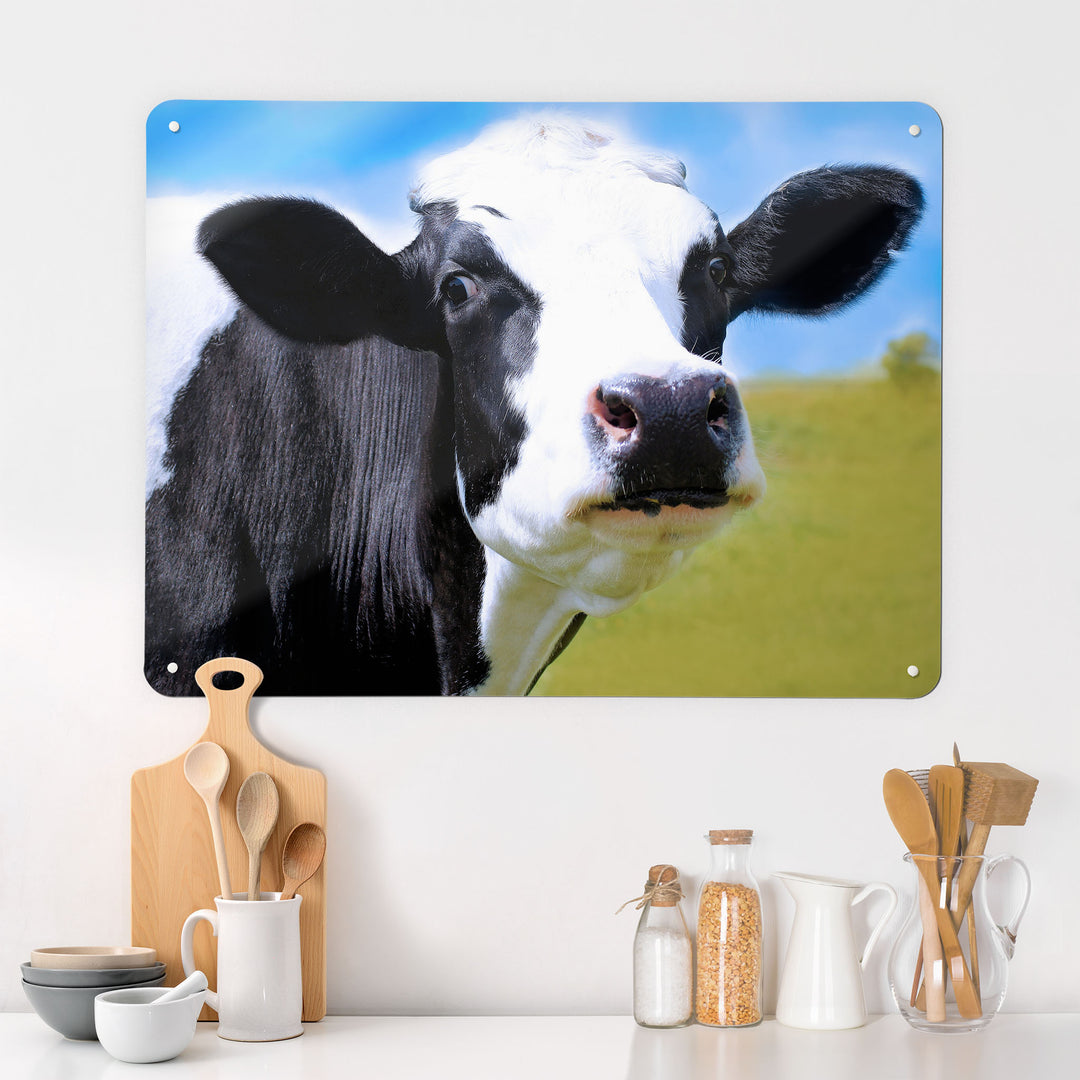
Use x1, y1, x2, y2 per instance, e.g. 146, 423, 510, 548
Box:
1, 0, 1078, 1017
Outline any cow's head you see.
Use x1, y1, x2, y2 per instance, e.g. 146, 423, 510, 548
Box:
198, 117, 923, 612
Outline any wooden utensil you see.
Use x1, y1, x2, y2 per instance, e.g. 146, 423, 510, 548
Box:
280, 823, 327, 901
885, 769, 946, 1021
237, 772, 280, 901
183, 742, 233, 902
955, 760, 1039, 909
904, 767, 930, 1008
883, 768, 981, 1020
910, 763, 965, 1013
953, 758, 1039, 992
929, 764, 965, 891
132, 657, 327, 1021
953, 743, 979, 998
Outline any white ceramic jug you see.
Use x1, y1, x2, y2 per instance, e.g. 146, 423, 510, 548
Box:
180, 892, 303, 1042
775, 872, 897, 1030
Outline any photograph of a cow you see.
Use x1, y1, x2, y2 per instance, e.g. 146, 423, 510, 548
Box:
146, 113, 924, 696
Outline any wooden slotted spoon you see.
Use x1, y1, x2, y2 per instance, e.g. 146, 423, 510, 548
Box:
910, 763, 967, 1013
236, 772, 279, 901
929, 764, 965, 900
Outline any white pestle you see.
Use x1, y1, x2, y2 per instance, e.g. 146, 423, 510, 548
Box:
151, 970, 208, 1005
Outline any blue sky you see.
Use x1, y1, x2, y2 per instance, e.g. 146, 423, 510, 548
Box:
147, 101, 941, 377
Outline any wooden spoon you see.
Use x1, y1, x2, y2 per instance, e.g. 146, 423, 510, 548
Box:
885, 769, 947, 1021
280, 822, 326, 901
183, 742, 232, 901
236, 772, 279, 901
883, 768, 981, 1020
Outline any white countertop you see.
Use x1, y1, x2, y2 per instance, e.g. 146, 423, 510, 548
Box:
2, 1013, 1077, 1079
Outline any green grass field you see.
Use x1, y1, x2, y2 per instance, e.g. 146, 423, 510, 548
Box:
531, 374, 941, 698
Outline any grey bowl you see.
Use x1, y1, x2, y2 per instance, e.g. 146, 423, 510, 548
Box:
22, 975, 166, 1040
21, 961, 167, 987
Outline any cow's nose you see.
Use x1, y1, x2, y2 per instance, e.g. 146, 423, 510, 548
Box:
592, 371, 731, 443
588, 371, 743, 499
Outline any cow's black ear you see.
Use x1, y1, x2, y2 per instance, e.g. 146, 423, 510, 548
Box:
198, 197, 441, 349
726, 166, 924, 320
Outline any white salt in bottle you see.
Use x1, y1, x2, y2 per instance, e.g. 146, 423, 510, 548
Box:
619, 864, 693, 1028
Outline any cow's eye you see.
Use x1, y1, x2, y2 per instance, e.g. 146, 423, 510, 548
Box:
442, 273, 478, 307
708, 256, 731, 286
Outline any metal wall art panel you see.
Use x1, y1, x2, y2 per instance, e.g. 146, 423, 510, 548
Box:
145, 101, 942, 698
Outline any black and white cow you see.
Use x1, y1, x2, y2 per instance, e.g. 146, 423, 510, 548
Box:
146, 116, 923, 696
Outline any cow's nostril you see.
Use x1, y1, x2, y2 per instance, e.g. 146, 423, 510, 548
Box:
706, 383, 729, 429
595, 386, 639, 432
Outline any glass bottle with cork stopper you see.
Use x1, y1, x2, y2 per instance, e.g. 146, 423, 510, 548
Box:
695, 829, 763, 1027
619, 864, 693, 1028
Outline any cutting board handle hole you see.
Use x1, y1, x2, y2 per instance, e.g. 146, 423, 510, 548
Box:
211, 670, 246, 691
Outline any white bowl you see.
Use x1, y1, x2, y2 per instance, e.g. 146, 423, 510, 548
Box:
94, 986, 206, 1063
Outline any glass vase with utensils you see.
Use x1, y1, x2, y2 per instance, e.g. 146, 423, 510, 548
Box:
882, 749, 1037, 1032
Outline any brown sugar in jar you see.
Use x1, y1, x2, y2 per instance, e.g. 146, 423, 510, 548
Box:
695, 830, 763, 1027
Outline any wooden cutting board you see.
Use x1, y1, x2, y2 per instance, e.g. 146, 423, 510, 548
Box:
132, 657, 326, 1021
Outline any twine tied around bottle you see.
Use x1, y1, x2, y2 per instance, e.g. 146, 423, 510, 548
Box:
615, 864, 684, 913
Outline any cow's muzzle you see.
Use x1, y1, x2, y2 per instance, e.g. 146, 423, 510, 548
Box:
587, 371, 746, 511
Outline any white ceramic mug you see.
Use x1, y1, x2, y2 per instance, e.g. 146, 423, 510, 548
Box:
180, 892, 303, 1042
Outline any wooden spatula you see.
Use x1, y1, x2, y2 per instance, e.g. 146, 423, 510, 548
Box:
909, 763, 967, 1012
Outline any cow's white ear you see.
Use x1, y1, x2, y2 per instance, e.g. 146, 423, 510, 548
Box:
726, 166, 924, 320
198, 197, 441, 349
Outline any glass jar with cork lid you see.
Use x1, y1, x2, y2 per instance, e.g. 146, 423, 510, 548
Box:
695, 829, 763, 1028
618, 864, 693, 1028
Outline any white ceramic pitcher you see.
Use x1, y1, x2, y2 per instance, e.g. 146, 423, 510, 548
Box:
180, 892, 303, 1042
775, 872, 897, 1030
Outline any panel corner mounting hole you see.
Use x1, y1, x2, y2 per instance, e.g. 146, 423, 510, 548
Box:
168, 120, 180, 133
907, 665, 920, 678
166, 661, 179, 674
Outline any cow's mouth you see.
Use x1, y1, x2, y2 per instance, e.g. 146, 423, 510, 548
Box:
596, 488, 731, 518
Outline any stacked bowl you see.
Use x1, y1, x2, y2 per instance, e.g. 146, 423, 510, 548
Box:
22, 947, 165, 1040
